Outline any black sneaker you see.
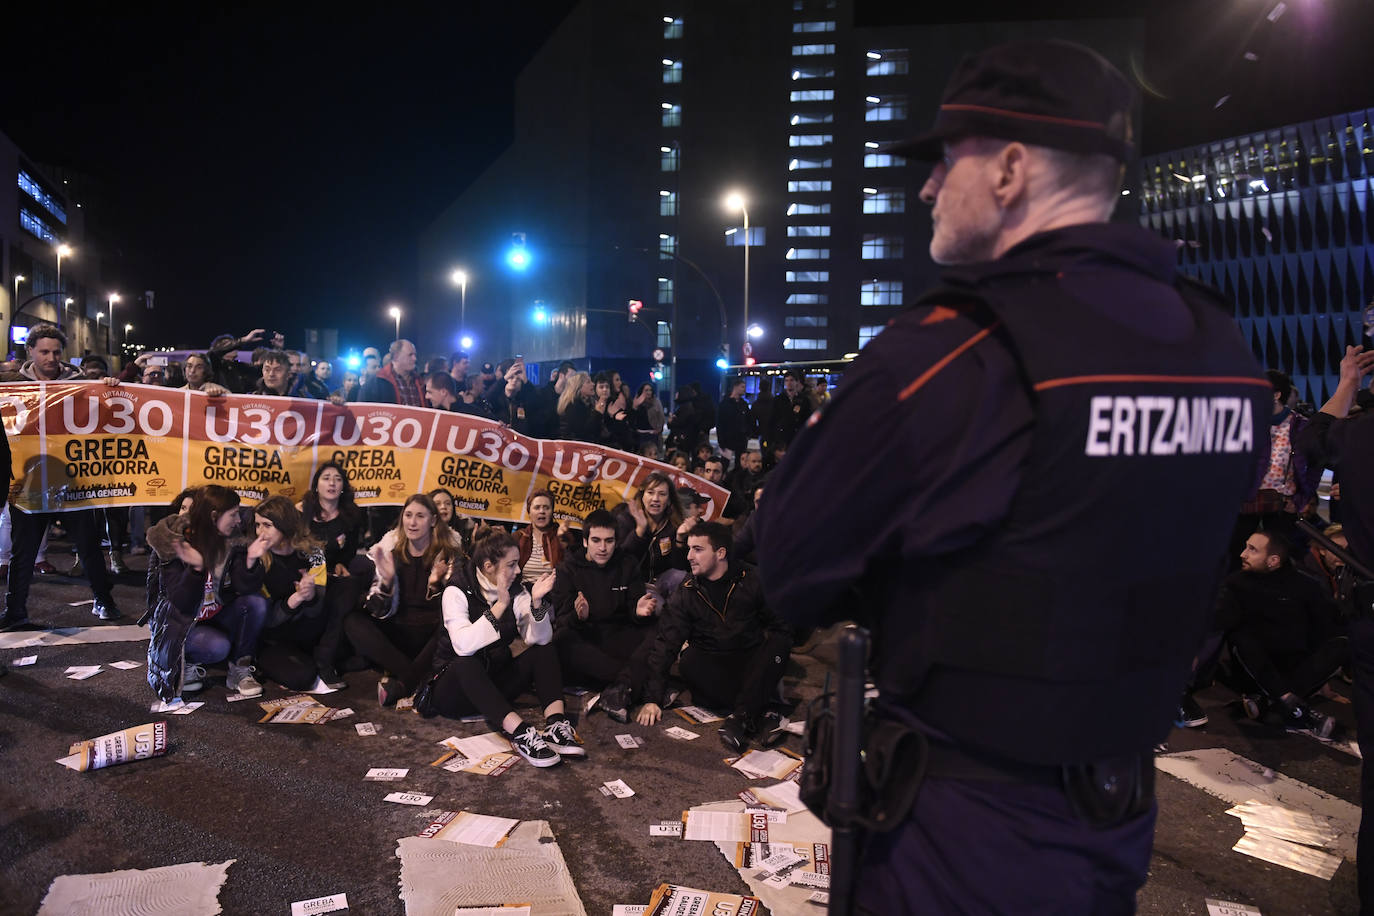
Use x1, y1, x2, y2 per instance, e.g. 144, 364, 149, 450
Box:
1241, 695, 1265, 720
0, 611, 33, 631
510, 724, 562, 767
601, 683, 630, 723
377, 677, 407, 708
1175, 694, 1207, 728
718, 712, 756, 754
540, 719, 587, 757
93, 599, 123, 622
661, 687, 682, 709
1285, 704, 1336, 740
317, 666, 347, 690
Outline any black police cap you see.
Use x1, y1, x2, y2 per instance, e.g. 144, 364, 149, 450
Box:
888, 39, 1135, 163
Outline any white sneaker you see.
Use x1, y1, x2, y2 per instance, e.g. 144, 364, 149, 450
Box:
182, 663, 206, 693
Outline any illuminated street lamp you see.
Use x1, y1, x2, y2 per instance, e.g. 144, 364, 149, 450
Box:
13, 274, 25, 309
388, 305, 402, 341
450, 268, 468, 337
124, 323, 133, 349
64, 297, 74, 331
96, 310, 105, 352
55, 244, 73, 299
723, 191, 751, 360
107, 293, 120, 353
747, 323, 764, 339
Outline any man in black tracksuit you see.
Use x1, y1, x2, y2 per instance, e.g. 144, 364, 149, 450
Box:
550, 509, 658, 713
631, 521, 791, 751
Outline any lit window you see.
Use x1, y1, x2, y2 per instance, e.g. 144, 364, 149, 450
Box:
785, 315, 829, 327
865, 95, 908, 122
660, 190, 678, 216
18, 170, 67, 225
783, 337, 828, 350
663, 60, 682, 83
862, 188, 906, 213
659, 234, 678, 259
662, 103, 681, 127
790, 89, 834, 102
788, 225, 831, 237
787, 202, 831, 215
657, 321, 672, 348
788, 180, 832, 192
786, 270, 829, 282
860, 280, 903, 306
786, 248, 830, 260
789, 157, 832, 171
19, 208, 60, 245
865, 49, 910, 76
661, 146, 680, 172
724, 227, 766, 246
790, 112, 834, 125
789, 134, 833, 147
859, 324, 886, 347
864, 152, 904, 168
792, 66, 834, 80
793, 21, 836, 33
663, 17, 683, 39
792, 43, 835, 56
657, 277, 674, 304
862, 235, 904, 259
786, 293, 829, 305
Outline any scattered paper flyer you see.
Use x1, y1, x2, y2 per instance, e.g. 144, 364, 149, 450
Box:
356, 722, 379, 736
1225, 800, 1340, 848
417, 810, 520, 847
613, 907, 648, 916
259, 704, 350, 725
37, 859, 235, 916
259, 695, 322, 713
455, 907, 531, 916
664, 726, 699, 741
1206, 900, 1262, 916
675, 705, 724, 724
731, 748, 803, 780
365, 767, 409, 781
747, 781, 807, 814
291, 892, 349, 916
12, 655, 37, 666
65, 665, 102, 680
152, 699, 185, 713
649, 822, 684, 837
601, 779, 635, 798
683, 809, 769, 844
433, 733, 519, 777
643, 883, 763, 916
109, 660, 142, 670
1233, 831, 1340, 880
615, 734, 643, 749
304, 676, 338, 694
58, 721, 169, 772
807, 891, 829, 906
384, 792, 434, 806
172, 702, 203, 716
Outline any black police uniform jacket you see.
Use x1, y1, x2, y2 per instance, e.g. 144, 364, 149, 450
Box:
757, 223, 1269, 766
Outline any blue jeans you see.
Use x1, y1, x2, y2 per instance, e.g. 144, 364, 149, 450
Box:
185, 594, 269, 664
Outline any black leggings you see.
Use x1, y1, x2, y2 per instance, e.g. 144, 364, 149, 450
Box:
1230, 631, 1350, 703
678, 632, 792, 718
343, 612, 438, 693
428, 642, 564, 728
555, 624, 654, 689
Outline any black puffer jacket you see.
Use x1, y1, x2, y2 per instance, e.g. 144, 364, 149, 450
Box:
549, 549, 649, 632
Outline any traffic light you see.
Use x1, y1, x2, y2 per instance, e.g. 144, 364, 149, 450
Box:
627, 299, 643, 323
651, 363, 664, 381
506, 232, 531, 271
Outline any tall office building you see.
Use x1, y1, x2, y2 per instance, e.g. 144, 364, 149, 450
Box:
417, 3, 1141, 388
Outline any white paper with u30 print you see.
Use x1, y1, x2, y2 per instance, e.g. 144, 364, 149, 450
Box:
384, 792, 433, 806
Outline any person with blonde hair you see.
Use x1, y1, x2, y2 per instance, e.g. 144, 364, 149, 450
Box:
557, 371, 599, 442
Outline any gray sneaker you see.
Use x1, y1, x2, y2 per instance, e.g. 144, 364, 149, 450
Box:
227, 656, 263, 698
182, 663, 206, 693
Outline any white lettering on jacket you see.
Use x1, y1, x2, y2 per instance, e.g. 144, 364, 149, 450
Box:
1084, 396, 1253, 456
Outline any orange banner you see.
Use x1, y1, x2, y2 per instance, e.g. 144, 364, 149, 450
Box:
1, 382, 728, 525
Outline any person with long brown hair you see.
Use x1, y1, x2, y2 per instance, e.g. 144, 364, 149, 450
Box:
298, 462, 372, 684
414, 527, 575, 768
344, 494, 458, 706
145, 485, 269, 701
619, 470, 691, 595
236, 496, 335, 691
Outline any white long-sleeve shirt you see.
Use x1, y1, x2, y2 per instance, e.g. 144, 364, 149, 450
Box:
441, 570, 552, 656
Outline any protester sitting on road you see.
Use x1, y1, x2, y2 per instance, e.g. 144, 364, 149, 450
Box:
1300, 523, 1351, 599
426, 488, 473, 554
517, 490, 565, 585
617, 471, 690, 595
417, 528, 577, 768
347, 494, 459, 707
254, 350, 292, 397
557, 371, 599, 442
297, 463, 373, 684
233, 496, 339, 691
631, 521, 792, 752
145, 485, 268, 701
1220, 530, 1348, 737
550, 509, 658, 719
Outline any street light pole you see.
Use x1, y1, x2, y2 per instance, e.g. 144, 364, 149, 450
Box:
450, 269, 468, 337
388, 305, 402, 342
724, 192, 751, 362
12, 274, 25, 314
55, 244, 72, 316
107, 293, 120, 356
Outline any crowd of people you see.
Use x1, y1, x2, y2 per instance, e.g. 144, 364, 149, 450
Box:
1, 319, 1366, 768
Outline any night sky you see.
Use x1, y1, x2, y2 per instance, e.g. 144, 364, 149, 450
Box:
5, 2, 1372, 352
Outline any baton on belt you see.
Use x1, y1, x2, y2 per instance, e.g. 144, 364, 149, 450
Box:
829, 624, 870, 916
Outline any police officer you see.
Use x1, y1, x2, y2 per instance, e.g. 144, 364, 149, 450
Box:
756, 40, 1268, 913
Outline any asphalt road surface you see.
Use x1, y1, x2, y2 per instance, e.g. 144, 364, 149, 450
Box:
0, 551, 1364, 915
